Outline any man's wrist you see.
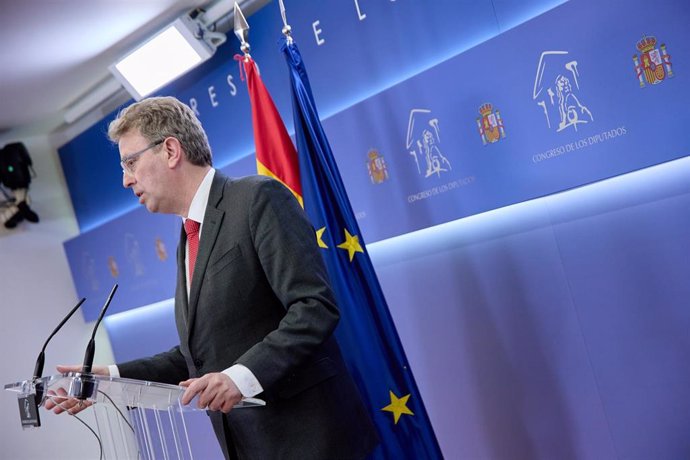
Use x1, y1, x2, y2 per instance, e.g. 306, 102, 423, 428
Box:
222, 364, 263, 397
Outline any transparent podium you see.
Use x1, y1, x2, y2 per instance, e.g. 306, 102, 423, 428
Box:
5, 373, 265, 459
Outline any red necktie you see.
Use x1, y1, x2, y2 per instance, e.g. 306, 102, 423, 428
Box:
184, 219, 200, 283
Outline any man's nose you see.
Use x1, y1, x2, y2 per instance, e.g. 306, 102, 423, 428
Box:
122, 172, 135, 188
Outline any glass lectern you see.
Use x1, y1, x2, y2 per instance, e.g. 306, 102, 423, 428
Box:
5, 373, 265, 459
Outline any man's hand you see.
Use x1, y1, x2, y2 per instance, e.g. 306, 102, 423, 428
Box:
43, 386, 94, 415
55, 364, 110, 376
179, 373, 242, 413
43, 364, 109, 414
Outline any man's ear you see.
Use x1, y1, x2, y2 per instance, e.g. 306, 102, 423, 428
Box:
164, 137, 184, 168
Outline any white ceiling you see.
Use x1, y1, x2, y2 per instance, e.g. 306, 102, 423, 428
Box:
0, 0, 224, 136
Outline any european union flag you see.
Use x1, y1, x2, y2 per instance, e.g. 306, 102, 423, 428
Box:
281, 39, 443, 459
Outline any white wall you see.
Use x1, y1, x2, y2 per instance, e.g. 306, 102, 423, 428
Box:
0, 135, 114, 460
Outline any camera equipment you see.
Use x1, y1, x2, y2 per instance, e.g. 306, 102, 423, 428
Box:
0, 142, 33, 190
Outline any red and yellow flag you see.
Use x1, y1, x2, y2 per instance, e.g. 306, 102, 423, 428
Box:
239, 55, 303, 207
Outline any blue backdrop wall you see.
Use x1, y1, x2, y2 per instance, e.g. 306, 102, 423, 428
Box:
59, 0, 690, 457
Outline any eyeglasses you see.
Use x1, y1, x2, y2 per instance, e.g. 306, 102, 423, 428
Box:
120, 139, 164, 175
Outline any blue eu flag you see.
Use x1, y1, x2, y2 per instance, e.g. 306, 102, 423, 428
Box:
281, 39, 443, 459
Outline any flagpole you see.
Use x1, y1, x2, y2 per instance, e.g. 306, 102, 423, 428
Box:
278, 0, 294, 45
233, 2, 251, 61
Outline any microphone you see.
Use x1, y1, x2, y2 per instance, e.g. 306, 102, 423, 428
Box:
32, 298, 87, 380
71, 284, 118, 400
81, 284, 118, 374
18, 297, 86, 428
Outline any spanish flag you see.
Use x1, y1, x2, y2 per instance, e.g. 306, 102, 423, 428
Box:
239, 55, 303, 207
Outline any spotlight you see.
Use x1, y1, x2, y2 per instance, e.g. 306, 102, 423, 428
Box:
109, 15, 226, 101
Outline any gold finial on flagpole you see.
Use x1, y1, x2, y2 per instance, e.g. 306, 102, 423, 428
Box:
233, 2, 251, 60
278, 0, 293, 44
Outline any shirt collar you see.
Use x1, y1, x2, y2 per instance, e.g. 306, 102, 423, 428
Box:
184, 168, 216, 225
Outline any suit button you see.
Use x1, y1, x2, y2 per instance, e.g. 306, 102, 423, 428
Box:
194, 359, 203, 368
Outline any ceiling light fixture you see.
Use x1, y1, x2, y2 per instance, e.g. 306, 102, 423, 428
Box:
109, 14, 226, 101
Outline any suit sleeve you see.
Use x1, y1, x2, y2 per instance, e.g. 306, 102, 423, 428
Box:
117, 345, 189, 385
234, 179, 340, 390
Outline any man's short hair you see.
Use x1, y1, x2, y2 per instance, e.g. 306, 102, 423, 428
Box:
108, 96, 213, 166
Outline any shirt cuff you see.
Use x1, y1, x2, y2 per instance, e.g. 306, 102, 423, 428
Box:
222, 364, 263, 397
108, 365, 119, 378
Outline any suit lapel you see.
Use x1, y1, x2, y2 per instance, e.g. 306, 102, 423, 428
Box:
185, 173, 227, 340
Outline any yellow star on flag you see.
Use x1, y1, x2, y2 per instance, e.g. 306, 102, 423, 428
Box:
315, 227, 328, 249
336, 229, 364, 261
381, 390, 414, 424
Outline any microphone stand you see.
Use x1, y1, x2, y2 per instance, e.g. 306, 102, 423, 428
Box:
70, 284, 118, 401
18, 297, 86, 428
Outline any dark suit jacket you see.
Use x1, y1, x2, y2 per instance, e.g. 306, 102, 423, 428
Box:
119, 172, 378, 459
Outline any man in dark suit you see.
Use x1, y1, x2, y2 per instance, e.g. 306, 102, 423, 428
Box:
51, 97, 378, 459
